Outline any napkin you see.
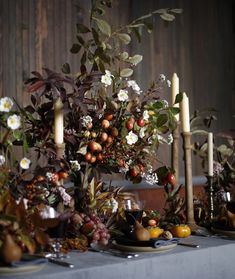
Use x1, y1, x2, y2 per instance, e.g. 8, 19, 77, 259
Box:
115, 236, 179, 248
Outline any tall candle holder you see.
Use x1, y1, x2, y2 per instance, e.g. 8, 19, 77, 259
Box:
56, 143, 65, 159
171, 123, 180, 184
206, 175, 214, 224
181, 131, 198, 232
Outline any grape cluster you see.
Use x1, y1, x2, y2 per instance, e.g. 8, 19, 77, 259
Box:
72, 212, 110, 246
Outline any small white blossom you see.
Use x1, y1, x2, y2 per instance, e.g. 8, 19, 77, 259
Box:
144, 172, 158, 185
46, 172, 54, 180
58, 187, 72, 206
167, 80, 171, 87
162, 100, 169, 108
143, 110, 150, 121
126, 159, 133, 166
0, 97, 14, 112
119, 165, 129, 174
81, 115, 92, 128
0, 155, 6, 166
7, 114, 21, 130
110, 198, 119, 213
70, 160, 81, 171
167, 134, 173, 144
159, 74, 166, 82
101, 70, 113, 86
126, 131, 138, 145
139, 127, 147, 139
20, 157, 31, 169
117, 89, 129, 102
127, 80, 141, 94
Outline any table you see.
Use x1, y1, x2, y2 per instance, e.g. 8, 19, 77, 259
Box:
0, 236, 234, 279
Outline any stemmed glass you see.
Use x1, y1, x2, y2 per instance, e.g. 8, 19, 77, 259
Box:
124, 199, 143, 236
47, 219, 68, 259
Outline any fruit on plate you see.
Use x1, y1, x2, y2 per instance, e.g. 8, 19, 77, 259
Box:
170, 224, 191, 238
134, 221, 150, 241
146, 226, 164, 238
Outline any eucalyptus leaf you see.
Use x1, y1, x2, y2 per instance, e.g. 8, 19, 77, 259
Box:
119, 51, 129, 60
93, 17, 111, 37
156, 114, 168, 127
170, 8, 183, 14
61, 63, 71, 74
160, 13, 175, 21
70, 43, 81, 54
128, 55, 143, 65
120, 68, 133, 77
76, 23, 91, 33
116, 33, 131, 45
175, 92, 183, 104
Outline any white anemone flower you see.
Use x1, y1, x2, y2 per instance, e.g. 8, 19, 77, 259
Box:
143, 110, 150, 121
127, 80, 141, 94
70, 160, 81, 171
101, 70, 113, 86
7, 114, 21, 130
118, 89, 128, 102
139, 127, 147, 139
0, 97, 14, 112
159, 74, 166, 82
0, 155, 6, 166
81, 115, 92, 128
20, 157, 31, 170
126, 131, 138, 145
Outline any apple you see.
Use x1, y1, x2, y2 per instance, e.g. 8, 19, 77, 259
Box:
101, 119, 110, 129
137, 118, 145, 127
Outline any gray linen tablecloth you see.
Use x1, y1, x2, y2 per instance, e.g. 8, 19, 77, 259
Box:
0, 236, 235, 279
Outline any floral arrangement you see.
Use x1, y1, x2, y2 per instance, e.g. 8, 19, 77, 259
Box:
0, 0, 183, 262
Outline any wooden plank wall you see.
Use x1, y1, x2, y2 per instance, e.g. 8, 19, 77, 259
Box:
0, 0, 234, 176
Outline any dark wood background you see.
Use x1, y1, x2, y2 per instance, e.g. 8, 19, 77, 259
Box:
0, 0, 234, 177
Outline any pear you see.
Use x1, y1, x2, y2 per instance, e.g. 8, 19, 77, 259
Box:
134, 220, 150, 241
0, 234, 22, 263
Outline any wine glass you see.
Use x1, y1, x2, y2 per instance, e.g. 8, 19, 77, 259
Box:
47, 218, 68, 259
124, 199, 143, 236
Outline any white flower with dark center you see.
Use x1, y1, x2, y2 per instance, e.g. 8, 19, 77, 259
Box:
117, 89, 129, 102
126, 131, 138, 145
20, 157, 31, 169
0, 97, 14, 112
101, 70, 113, 86
143, 110, 150, 121
70, 160, 81, 171
7, 114, 21, 130
159, 74, 166, 82
81, 115, 92, 128
0, 155, 5, 166
167, 80, 171, 87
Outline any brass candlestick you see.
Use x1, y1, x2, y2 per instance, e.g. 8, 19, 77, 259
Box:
181, 131, 198, 232
56, 143, 65, 159
171, 123, 180, 184
206, 175, 214, 223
